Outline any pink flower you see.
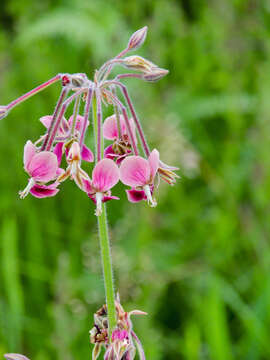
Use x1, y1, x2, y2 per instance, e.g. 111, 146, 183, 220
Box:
103, 114, 127, 140
40, 114, 94, 163
103, 114, 136, 164
119, 149, 159, 207
19, 140, 60, 199
84, 159, 120, 216
105, 329, 133, 360
57, 141, 91, 191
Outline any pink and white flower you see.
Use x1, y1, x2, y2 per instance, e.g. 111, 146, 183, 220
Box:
83, 159, 120, 216
19, 140, 60, 198
40, 114, 94, 163
104, 329, 134, 360
103, 114, 136, 164
57, 141, 91, 191
119, 149, 159, 207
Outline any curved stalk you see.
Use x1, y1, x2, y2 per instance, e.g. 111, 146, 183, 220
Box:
6, 74, 61, 112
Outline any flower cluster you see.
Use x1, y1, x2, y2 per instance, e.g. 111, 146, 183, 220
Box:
90, 297, 147, 360
14, 26, 178, 216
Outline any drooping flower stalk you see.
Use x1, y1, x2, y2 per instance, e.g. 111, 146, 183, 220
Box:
41, 87, 69, 150
45, 89, 85, 151
6, 74, 61, 113
80, 86, 93, 148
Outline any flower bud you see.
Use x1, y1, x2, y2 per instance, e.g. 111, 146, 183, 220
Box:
143, 67, 169, 82
0, 105, 9, 120
127, 26, 148, 51
4, 355, 30, 360
122, 56, 155, 72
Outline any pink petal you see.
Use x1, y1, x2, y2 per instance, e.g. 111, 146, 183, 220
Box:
30, 183, 59, 198
92, 158, 120, 192
40, 115, 53, 129
87, 193, 119, 204
56, 167, 65, 177
126, 189, 146, 203
159, 159, 179, 171
68, 115, 88, 133
119, 156, 150, 187
28, 152, 58, 182
104, 144, 117, 157
23, 140, 36, 172
115, 152, 131, 165
53, 142, 64, 165
103, 195, 119, 202
82, 178, 94, 193
148, 149, 160, 179
103, 115, 126, 140
81, 145, 94, 162
40, 116, 66, 136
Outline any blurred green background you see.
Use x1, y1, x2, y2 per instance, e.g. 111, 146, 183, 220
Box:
1, 0, 270, 359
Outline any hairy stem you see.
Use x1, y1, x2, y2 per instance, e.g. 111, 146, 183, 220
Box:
71, 93, 81, 136
79, 87, 93, 148
103, 89, 139, 155
45, 90, 84, 151
111, 86, 122, 138
41, 88, 69, 151
96, 89, 103, 161
7, 74, 61, 111
92, 93, 117, 337
107, 81, 150, 156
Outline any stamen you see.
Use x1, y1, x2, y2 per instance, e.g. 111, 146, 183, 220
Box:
19, 178, 35, 199
143, 185, 157, 207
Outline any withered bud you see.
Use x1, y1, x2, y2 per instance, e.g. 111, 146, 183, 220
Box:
127, 26, 148, 51
0, 106, 9, 120
143, 68, 169, 82
122, 56, 156, 72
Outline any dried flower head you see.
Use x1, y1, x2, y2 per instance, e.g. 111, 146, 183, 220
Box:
90, 297, 147, 360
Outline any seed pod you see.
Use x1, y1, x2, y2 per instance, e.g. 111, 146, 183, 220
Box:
127, 26, 148, 51
122, 56, 155, 72
143, 68, 169, 82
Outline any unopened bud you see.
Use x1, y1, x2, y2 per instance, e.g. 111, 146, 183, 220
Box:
70, 73, 88, 88
4, 355, 30, 360
67, 141, 81, 162
127, 26, 148, 51
143, 68, 169, 82
0, 105, 9, 120
122, 56, 155, 72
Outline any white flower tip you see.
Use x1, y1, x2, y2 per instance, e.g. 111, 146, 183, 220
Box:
19, 178, 35, 199
95, 192, 103, 216
149, 198, 157, 207
143, 185, 157, 208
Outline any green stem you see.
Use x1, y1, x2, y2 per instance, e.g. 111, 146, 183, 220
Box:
92, 94, 117, 337
97, 204, 117, 337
